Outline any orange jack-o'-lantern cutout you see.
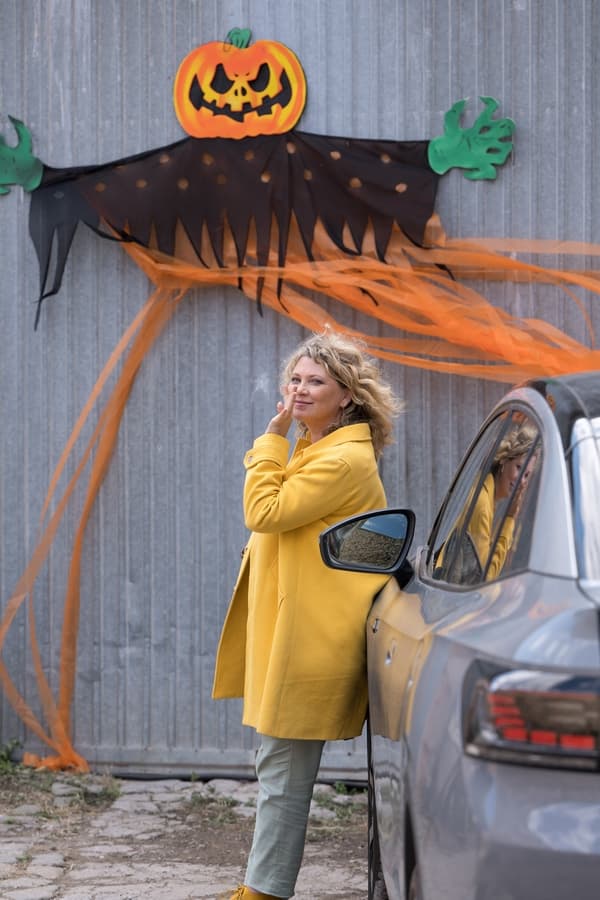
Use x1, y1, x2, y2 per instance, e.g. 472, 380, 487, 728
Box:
173, 28, 307, 139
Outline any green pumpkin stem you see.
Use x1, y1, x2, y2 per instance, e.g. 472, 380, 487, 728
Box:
226, 28, 252, 49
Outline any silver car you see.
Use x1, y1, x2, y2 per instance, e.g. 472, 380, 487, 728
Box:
320, 374, 600, 900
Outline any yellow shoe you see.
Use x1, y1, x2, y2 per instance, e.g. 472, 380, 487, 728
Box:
222, 887, 284, 900
227, 889, 246, 900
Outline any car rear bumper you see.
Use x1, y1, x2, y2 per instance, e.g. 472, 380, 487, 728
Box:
418, 758, 600, 900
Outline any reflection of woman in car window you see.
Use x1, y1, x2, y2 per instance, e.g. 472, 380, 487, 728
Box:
212, 330, 401, 900
469, 423, 537, 580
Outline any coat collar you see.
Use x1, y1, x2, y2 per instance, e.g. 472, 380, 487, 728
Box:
293, 422, 373, 456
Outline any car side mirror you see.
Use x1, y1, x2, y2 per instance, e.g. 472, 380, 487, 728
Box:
319, 509, 416, 575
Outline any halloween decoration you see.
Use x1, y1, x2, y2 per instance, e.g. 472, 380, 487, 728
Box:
2, 29, 600, 772
0, 115, 43, 193
173, 28, 307, 138
427, 96, 515, 179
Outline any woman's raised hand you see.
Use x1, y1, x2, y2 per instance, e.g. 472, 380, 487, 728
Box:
507, 478, 527, 518
266, 385, 297, 436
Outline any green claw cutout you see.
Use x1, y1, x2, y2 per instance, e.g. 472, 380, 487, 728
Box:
428, 96, 515, 180
0, 116, 43, 195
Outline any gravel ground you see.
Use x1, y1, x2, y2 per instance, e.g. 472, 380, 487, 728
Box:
0, 763, 369, 899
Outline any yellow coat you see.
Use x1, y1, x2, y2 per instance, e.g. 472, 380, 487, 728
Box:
469, 473, 515, 580
212, 423, 389, 740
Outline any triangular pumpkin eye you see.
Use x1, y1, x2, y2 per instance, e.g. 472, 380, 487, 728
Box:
189, 75, 203, 110
249, 63, 270, 92
210, 63, 234, 94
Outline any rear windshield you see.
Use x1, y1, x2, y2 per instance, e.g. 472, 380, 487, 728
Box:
571, 416, 600, 580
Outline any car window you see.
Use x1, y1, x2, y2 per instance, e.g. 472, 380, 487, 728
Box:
427, 410, 542, 586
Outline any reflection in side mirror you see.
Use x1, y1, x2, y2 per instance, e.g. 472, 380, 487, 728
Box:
320, 509, 415, 575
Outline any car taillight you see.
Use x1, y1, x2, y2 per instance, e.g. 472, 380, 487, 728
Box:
463, 664, 600, 771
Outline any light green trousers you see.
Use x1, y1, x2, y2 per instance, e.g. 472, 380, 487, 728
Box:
245, 734, 325, 898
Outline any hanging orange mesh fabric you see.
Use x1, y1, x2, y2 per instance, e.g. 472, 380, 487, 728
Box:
5, 201, 600, 768
0, 287, 186, 770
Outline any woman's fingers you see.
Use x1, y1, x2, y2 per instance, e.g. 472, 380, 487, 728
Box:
266, 388, 297, 435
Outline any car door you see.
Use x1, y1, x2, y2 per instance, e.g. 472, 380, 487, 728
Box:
368, 407, 543, 896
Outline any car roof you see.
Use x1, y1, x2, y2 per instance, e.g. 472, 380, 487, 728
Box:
524, 372, 600, 449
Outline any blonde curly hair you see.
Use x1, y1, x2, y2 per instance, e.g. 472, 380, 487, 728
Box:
281, 330, 403, 458
493, 421, 538, 471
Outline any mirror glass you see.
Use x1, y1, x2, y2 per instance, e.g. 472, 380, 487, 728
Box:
326, 512, 410, 570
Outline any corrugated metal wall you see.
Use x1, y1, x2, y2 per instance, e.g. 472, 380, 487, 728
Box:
0, 0, 598, 778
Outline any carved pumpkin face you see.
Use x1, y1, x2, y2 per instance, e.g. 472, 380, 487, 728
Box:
173, 33, 307, 139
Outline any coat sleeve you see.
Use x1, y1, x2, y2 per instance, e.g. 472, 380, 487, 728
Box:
243, 434, 369, 533
468, 478, 494, 569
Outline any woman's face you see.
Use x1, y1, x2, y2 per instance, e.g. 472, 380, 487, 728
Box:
495, 452, 532, 500
286, 356, 350, 440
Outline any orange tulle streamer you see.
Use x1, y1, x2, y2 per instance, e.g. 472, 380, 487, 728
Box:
4, 214, 600, 769
0, 287, 185, 770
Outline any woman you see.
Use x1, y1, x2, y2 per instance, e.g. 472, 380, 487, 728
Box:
213, 330, 401, 900
468, 421, 537, 580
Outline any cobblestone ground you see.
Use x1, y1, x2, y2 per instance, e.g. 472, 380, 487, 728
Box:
0, 769, 369, 899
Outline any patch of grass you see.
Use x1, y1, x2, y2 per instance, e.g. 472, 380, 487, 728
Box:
333, 780, 364, 797
188, 791, 240, 824
312, 784, 367, 825
81, 773, 121, 805
0, 739, 22, 774
0, 762, 120, 822
0, 763, 55, 810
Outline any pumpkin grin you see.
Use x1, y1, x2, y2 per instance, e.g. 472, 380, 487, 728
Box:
189, 68, 293, 122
